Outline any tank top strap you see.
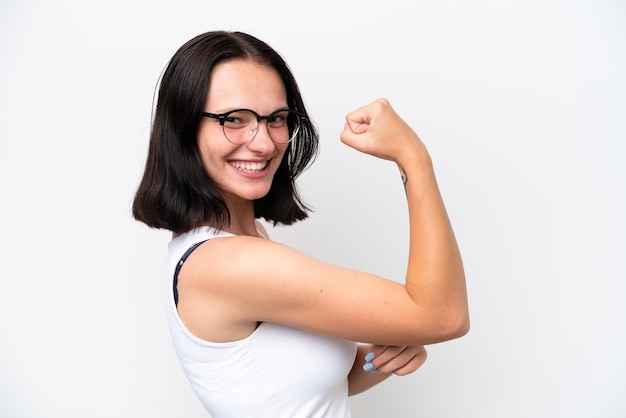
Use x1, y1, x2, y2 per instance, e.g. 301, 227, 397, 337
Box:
173, 239, 208, 306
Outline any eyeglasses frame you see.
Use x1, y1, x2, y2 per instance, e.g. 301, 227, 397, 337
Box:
202, 108, 306, 144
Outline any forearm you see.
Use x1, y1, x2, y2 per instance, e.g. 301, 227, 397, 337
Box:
340, 99, 469, 342
348, 344, 392, 396
399, 152, 469, 341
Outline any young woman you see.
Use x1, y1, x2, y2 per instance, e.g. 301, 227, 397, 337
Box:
133, 30, 469, 417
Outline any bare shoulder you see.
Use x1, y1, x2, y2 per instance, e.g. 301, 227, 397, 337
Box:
179, 234, 305, 299
176, 234, 292, 342
184, 233, 293, 273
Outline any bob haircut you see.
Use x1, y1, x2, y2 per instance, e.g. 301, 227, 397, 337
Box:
132, 31, 319, 233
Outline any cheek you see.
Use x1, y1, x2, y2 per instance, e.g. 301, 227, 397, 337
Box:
198, 136, 234, 169
273, 147, 290, 175
202, 152, 227, 180
197, 145, 222, 183
276, 144, 289, 161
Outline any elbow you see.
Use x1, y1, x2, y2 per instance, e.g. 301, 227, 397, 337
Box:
449, 311, 471, 339
438, 308, 470, 341
418, 308, 470, 345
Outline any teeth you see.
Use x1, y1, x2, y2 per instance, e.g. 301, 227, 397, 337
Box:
229, 161, 267, 173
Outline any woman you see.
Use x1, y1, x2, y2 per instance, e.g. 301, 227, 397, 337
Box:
133, 30, 469, 417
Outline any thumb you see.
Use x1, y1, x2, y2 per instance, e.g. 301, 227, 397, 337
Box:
347, 118, 370, 134
345, 102, 375, 135
340, 106, 373, 146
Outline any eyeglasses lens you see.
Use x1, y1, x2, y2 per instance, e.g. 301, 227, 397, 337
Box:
222, 110, 300, 144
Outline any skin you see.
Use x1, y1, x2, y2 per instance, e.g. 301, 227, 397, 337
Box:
348, 344, 428, 396
178, 59, 469, 395
196, 60, 289, 237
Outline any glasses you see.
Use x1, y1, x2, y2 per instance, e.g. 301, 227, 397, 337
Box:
202, 108, 305, 145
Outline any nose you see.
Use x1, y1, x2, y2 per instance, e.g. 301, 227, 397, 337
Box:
246, 121, 275, 153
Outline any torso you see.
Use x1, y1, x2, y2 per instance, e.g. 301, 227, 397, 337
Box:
165, 226, 357, 417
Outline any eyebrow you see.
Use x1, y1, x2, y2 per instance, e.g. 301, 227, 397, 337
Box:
210, 106, 291, 114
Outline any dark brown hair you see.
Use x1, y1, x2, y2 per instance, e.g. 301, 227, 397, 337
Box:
132, 31, 318, 232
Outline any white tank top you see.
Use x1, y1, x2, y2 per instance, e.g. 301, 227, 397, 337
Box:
165, 227, 357, 417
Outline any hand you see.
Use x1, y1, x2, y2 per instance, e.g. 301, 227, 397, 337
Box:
340, 98, 427, 166
362, 344, 428, 376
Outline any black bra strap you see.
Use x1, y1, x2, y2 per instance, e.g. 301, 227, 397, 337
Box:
173, 240, 208, 306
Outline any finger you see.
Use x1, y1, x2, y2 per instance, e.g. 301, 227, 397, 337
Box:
340, 120, 368, 149
362, 345, 397, 362
375, 346, 427, 375
361, 345, 383, 371
373, 347, 412, 373
339, 98, 404, 159
362, 346, 405, 373
372, 346, 405, 364
392, 347, 428, 376
339, 102, 377, 146
346, 118, 370, 134
345, 102, 375, 132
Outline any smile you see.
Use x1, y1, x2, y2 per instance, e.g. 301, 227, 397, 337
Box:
229, 160, 268, 173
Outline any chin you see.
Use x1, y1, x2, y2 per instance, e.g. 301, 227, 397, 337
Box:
239, 186, 273, 202
220, 178, 275, 203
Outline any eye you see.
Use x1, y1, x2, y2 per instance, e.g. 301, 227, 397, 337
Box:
223, 110, 254, 128
224, 116, 242, 124
268, 112, 289, 128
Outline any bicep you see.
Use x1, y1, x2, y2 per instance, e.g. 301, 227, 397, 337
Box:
187, 236, 427, 346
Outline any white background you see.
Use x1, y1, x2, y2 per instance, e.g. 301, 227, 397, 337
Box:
1, 0, 624, 417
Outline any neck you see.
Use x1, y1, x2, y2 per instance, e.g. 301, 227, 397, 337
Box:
223, 196, 259, 237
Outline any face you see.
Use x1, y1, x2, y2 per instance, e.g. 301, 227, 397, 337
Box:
198, 59, 289, 206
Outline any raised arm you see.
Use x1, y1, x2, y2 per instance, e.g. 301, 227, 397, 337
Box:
340, 98, 469, 342
178, 99, 469, 347
340, 99, 468, 393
